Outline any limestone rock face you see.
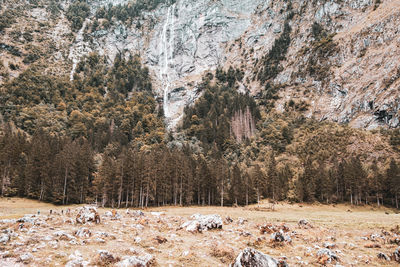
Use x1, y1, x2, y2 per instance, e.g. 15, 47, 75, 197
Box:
3, 0, 400, 130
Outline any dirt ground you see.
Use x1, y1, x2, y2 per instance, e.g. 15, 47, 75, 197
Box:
0, 198, 399, 266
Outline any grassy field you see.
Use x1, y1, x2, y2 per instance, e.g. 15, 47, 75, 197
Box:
0, 198, 399, 266
148, 202, 400, 230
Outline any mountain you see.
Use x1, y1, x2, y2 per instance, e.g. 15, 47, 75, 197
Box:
0, 0, 400, 207
1, 0, 399, 130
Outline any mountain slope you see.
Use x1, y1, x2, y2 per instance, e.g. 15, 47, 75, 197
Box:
1, 0, 399, 130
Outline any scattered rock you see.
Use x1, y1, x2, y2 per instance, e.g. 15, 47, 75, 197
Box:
0, 251, 10, 258
392, 246, 400, 262
231, 247, 279, 267
53, 231, 76, 241
17, 253, 33, 264
260, 224, 290, 234
323, 242, 336, 249
69, 239, 79, 245
391, 225, 400, 235
76, 206, 100, 224
238, 218, 248, 225
0, 219, 17, 224
182, 251, 189, 257
65, 250, 88, 267
239, 231, 252, 237
317, 248, 339, 264
225, 216, 233, 224
377, 252, 390, 261
104, 211, 112, 217
105, 210, 121, 220
74, 228, 91, 238
0, 233, 10, 244
271, 232, 285, 242
389, 236, 400, 245
95, 250, 120, 265
270, 231, 291, 244
369, 233, 383, 241
154, 236, 167, 244
48, 240, 59, 249
95, 238, 106, 243
298, 219, 312, 229
133, 224, 145, 231
64, 218, 74, 224
180, 214, 223, 233
117, 254, 153, 267
126, 210, 144, 217
364, 243, 381, 248
17, 215, 37, 224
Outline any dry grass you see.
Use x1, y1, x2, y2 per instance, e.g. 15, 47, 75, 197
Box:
148, 200, 399, 230
209, 242, 236, 263
0, 198, 399, 266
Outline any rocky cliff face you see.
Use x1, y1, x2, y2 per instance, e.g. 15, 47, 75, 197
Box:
1, 0, 399, 130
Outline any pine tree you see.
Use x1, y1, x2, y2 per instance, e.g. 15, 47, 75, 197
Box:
387, 159, 400, 208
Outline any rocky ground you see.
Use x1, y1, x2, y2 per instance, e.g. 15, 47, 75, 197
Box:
0, 198, 399, 266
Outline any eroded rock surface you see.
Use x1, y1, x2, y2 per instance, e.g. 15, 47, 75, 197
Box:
231, 247, 278, 267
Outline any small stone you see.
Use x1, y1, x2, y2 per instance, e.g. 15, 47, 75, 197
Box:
238, 218, 248, 225
117, 254, 153, 267
18, 253, 33, 263
298, 219, 312, 228
96, 250, 119, 265
323, 242, 336, 249
74, 228, 91, 238
377, 252, 390, 261
0, 233, 10, 244
317, 248, 338, 264
154, 236, 167, 244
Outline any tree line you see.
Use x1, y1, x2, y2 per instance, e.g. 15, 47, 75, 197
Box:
1, 123, 400, 208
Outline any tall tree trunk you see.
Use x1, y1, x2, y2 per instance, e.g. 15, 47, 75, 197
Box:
145, 182, 149, 208
139, 185, 142, 208
257, 188, 260, 206
179, 175, 183, 206
377, 193, 380, 206
175, 182, 178, 206
80, 179, 84, 204
63, 167, 68, 205
246, 175, 248, 206
125, 186, 129, 208
118, 166, 123, 208
130, 176, 135, 207
1, 167, 7, 197
39, 180, 44, 201
221, 181, 224, 207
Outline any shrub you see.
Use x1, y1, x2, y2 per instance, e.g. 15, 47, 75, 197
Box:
66, 1, 90, 31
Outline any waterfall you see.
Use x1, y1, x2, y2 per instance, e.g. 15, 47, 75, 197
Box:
159, 3, 176, 125
69, 19, 89, 81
